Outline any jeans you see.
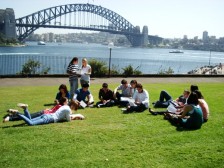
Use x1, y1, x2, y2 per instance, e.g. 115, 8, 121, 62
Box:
154, 90, 172, 108
69, 78, 78, 99
9, 111, 44, 121
17, 109, 54, 126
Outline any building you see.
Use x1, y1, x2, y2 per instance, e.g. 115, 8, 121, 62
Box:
0, 8, 16, 39
202, 31, 208, 42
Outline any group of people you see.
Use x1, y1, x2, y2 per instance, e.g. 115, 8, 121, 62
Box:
3, 56, 210, 130
2, 57, 92, 126
150, 84, 210, 130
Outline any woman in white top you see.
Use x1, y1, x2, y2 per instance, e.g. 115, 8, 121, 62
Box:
80, 58, 91, 86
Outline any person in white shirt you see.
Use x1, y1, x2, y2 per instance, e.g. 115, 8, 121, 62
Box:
80, 58, 91, 86
125, 83, 149, 112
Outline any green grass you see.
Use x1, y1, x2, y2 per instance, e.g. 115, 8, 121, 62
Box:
0, 82, 224, 168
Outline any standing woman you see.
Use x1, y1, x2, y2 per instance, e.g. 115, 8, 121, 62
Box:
67, 57, 79, 99
80, 58, 92, 86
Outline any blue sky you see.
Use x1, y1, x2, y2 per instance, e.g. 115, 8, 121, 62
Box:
1, 0, 224, 39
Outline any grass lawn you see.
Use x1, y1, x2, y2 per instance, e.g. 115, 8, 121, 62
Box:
0, 82, 224, 168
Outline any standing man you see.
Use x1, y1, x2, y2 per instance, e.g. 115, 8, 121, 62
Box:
67, 57, 79, 99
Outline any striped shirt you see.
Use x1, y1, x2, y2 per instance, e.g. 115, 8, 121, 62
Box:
67, 63, 79, 79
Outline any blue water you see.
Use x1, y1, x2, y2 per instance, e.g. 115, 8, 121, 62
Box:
0, 42, 224, 75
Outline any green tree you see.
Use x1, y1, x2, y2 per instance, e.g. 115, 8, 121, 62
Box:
20, 59, 41, 75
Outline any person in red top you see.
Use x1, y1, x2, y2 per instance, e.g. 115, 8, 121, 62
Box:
3, 99, 64, 123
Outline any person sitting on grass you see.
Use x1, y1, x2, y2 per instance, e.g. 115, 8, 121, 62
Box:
113, 79, 132, 106
55, 84, 70, 105
73, 83, 94, 108
194, 90, 209, 123
165, 92, 203, 130
96, 83, 115, 108
123, 83, 149, 113
6, 98, 83, 126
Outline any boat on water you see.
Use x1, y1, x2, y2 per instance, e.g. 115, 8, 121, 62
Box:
37, 41, 46, 45
169, 50, 184, 53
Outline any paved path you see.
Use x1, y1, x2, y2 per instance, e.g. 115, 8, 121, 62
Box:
0, 77, 223, 87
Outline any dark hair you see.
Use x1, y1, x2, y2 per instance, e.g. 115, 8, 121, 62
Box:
194, 90, 204, 99
59, 84, 68, 93
59, 97, 68, 105
130, 80, 137, 85
136, 83, 143, 89
187, 92, 199, 105
190, 84, 199, 92
82, 83, 89, 88
121, 79, 127, 84
102, 83, 108, 88
70, 57, 78, 64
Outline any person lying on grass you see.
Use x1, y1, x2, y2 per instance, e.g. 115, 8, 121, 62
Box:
3, 98, 65, 123
6, 97, 84, 126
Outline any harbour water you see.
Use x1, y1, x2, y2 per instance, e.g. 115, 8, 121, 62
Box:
0, 42, 224, 75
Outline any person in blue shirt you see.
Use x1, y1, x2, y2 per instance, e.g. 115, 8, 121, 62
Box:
73, 83, 94, 108
55, 84, 70, 104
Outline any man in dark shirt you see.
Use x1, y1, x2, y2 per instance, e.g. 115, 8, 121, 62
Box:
96, 83, 115, 108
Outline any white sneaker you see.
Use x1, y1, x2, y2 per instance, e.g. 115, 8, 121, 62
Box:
17, 103, 28, 108
7, 109, 19, 114
3, 116, 10, 123
121, 108, 127, 111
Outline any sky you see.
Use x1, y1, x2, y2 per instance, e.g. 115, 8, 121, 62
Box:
1, 0, 224, 39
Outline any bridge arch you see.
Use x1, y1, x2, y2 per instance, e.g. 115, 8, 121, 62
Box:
16, 3, 142, 46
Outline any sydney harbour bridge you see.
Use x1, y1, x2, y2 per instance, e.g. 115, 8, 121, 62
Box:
1, 3, 162, 47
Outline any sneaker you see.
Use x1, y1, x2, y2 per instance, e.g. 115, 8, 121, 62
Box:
88, 104, 94, 108
3, 116, 10, 123
7, 109, 19, 114
121, 108, 127, 112
149, 108, 158, 115
17, 103, 28, 108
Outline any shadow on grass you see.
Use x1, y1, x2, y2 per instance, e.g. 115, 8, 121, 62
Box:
147, 112, 200, 132
1, 123, 26, 129
44, 103, 55, 106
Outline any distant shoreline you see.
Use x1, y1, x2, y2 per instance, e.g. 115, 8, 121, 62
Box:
0, 43, 27, 47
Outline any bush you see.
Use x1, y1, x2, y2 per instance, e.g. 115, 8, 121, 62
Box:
18, 59, 51, 75
158, 67, 174, 74
88, 59, 108, 77
122, 64, 142, 76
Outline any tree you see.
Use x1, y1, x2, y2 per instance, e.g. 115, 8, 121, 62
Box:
20, 59, 41, 75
